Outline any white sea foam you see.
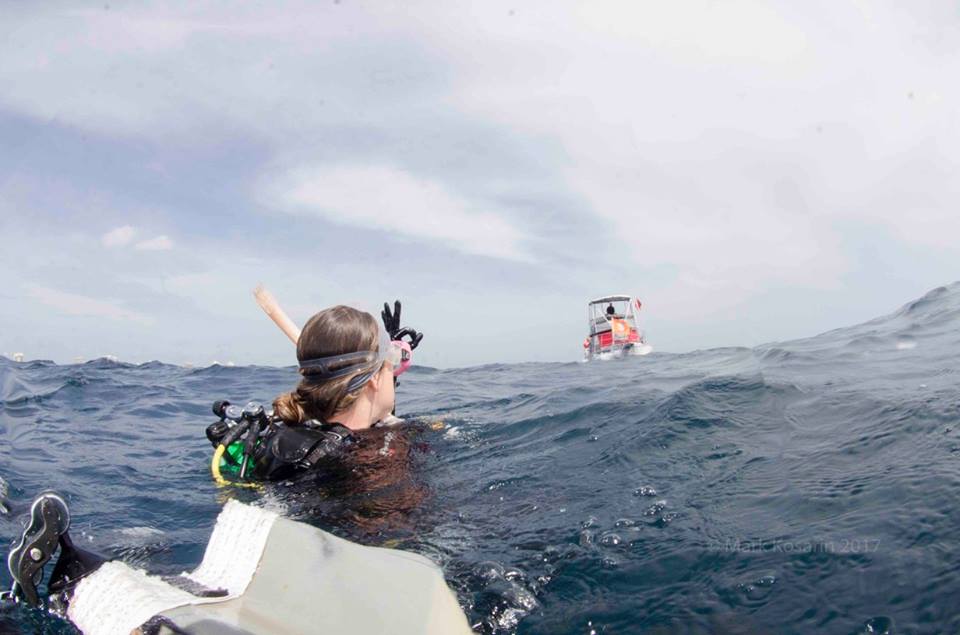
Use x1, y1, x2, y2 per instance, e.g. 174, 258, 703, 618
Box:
118, 526, 165, 539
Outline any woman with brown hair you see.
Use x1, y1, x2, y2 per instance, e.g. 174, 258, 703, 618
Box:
274, 304, 404, 431
230, 296, 422, 482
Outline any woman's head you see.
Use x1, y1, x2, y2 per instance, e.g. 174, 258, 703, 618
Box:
273, 305, 395, 426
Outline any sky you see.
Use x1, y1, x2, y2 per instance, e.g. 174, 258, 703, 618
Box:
1, 1, 959, 368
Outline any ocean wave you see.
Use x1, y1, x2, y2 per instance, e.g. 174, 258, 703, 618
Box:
1, 283, 960, 633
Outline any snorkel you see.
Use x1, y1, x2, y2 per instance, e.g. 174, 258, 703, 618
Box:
254, 285, 301, 344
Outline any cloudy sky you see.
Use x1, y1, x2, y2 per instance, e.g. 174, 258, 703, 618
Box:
1, 1, 958, 368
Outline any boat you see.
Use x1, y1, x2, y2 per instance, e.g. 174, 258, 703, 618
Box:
583, 295, 652, 361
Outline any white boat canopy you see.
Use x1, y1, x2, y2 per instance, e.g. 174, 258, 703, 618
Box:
588, 295, 632, 305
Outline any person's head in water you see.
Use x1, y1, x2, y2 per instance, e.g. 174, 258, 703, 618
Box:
273, 306, 395, 431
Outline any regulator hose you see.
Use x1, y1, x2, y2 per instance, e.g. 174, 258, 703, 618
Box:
210, 420, 261, 489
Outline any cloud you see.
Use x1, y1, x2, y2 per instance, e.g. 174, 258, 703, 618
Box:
2, 2, 959, 363
261, 164, 532, 261
135, 235, 174, 251
27, 285, 154, 325
417, 0, 960, 307
0, 5, 427, 142
5, 2, 955, 270
100, 227, 173, 251
101, 225, 136, 247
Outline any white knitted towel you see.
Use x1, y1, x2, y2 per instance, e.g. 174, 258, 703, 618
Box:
68, 500, 278, 635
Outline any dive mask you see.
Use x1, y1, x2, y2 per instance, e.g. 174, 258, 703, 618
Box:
298, 325, 412, 390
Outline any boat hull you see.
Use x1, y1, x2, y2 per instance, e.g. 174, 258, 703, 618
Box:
584, 343, 653, 361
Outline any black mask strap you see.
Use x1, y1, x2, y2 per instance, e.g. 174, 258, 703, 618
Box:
298, 351, 376, 379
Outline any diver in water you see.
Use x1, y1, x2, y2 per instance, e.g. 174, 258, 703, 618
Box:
2, 296, 468, 633
206, 301, 423, 483
276, 305, 405, 431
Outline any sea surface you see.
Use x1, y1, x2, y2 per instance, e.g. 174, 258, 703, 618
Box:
1, 284, 959, 634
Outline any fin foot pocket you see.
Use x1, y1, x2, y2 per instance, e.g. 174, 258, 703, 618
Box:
6, 492, 70, 606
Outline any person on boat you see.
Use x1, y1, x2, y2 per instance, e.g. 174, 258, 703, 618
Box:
605, 303, 622, 319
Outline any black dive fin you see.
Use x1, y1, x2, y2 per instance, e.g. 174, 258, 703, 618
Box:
6, 492, 71, 606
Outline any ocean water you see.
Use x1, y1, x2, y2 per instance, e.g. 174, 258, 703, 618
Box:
1, 283, 959, 634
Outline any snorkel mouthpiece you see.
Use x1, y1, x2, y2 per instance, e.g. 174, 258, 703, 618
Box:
394, 340, 412, 376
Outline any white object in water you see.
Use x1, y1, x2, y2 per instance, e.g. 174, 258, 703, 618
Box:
12, 353, 24, 363
633, 343, 654, 356
594, 345, 654, 361
68, 500, 471, 635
